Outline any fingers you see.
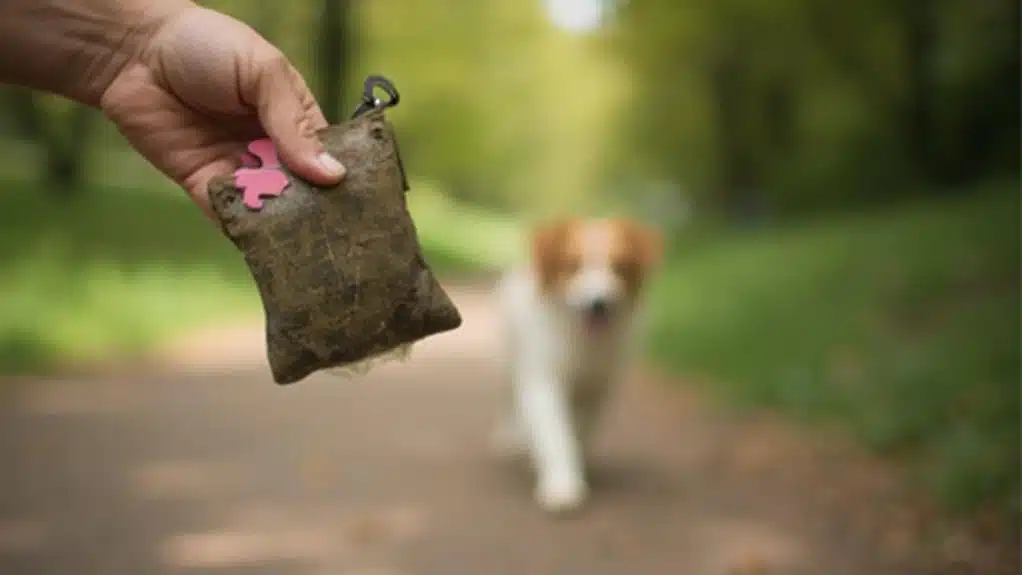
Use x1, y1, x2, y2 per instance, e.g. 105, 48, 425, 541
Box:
248, 49, 345, 186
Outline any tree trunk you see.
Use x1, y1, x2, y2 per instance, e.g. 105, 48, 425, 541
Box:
3, 88, 43, 140
947, 0, 1020, 183
898, 0, 940, 185
46, 104, 96, 191
708, 43, 762, 223
3, 89, 94, 191
317, 0, 355, 123
764, 74, 797, 153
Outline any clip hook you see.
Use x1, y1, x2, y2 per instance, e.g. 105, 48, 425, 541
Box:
352, 75, 400, 119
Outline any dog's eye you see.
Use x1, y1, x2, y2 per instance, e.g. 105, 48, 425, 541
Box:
612, 259, 639, 279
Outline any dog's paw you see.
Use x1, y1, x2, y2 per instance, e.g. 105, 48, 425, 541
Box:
535, 474, 588, 515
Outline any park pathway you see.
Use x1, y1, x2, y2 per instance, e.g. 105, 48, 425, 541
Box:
0, 283, 997, 574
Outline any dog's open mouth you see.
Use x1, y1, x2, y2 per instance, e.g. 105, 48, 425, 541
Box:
583, 309, 613, 333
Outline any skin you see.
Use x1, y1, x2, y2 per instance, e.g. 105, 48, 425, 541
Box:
0, 0, 345, 219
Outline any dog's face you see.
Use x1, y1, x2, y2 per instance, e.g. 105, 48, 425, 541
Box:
531, 217, 663, 331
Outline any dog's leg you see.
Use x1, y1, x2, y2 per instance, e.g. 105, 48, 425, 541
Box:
490, 358, 529, 457
516, 371, 588, 514
573, 401, 604, 461
572, 375, 614, 459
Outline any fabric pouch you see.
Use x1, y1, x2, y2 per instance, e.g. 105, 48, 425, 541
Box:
208, 75, 462, 384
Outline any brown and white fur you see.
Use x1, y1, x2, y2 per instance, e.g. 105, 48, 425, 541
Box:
492, 217, 663, 514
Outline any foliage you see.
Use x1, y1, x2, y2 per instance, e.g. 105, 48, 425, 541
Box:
617, 0, 1020, 217
0, 0, 1016, 220
185, 0, 632, 215
0, 88, 99, 189
0, 183, 255, 372
646, 183, 1021, 519
358, 0, 631, 215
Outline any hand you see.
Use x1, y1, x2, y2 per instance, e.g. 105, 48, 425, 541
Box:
100, 4, 346, 218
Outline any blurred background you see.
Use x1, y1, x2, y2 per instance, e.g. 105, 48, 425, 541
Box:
0, 0, 1017, 572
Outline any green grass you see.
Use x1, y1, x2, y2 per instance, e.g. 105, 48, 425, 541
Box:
405, 181, 523, 272
0, 180, 515, 374
647, 183, 1020, 520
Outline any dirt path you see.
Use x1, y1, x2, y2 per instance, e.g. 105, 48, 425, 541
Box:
0, 284, 1002, 574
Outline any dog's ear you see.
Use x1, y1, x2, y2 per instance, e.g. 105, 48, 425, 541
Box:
531, 217, 577, 290
622, 220, 664, 273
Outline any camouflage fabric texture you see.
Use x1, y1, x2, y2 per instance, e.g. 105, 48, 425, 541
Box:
208, 107, 462, 385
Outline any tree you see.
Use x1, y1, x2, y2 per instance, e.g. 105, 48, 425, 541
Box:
2, 88, 96, 191
619, 0, 810, 219
805, 0, 1019, 188
619, 0, 1019, 220
316, 0, 356, 123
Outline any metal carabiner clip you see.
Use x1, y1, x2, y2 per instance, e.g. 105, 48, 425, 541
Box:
351, 75, 400, 119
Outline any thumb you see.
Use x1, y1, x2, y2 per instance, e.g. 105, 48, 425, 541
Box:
248, 50, 345, 185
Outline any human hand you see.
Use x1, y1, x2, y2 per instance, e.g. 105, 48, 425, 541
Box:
100, 4, 345, 218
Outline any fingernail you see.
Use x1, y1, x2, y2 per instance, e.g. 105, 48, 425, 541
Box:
318, 152, 346, 178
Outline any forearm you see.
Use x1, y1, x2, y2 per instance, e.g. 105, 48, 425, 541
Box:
0, 0, 191, 108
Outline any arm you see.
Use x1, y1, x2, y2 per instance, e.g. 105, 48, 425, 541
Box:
0, 0, 191, 108
0, 0, 343, 216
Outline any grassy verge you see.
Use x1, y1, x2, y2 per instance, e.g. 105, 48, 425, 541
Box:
647, 183, 1020, 521
0, 180, 516, 374
404, 181, 523, 273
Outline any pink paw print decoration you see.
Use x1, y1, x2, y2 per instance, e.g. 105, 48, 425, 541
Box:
234, 139, 291, 210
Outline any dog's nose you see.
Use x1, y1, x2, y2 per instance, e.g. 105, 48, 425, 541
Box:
587, 297, 612, 318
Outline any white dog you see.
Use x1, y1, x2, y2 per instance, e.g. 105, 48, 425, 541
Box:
492, 217, 663, 514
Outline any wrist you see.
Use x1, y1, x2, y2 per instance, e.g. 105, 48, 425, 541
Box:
0, 0, 193, 107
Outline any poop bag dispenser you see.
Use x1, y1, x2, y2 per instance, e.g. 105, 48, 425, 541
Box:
208, 75, 462, 384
